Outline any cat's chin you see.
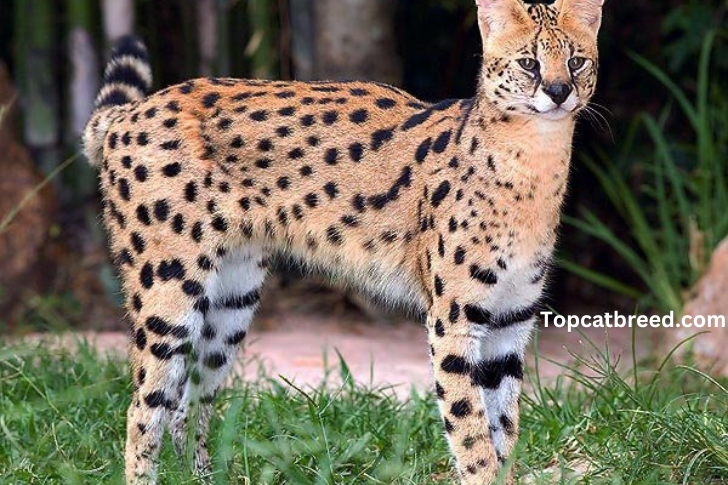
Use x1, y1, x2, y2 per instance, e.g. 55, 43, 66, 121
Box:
537, 107, 574, 121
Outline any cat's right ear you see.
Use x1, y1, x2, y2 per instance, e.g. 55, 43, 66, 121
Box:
475, 0, 530, 41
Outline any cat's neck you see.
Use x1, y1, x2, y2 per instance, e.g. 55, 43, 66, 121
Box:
464, 98, 576, 178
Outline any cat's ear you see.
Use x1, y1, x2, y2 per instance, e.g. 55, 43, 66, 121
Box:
475, 0, 530, 41
557, 0, 605, 35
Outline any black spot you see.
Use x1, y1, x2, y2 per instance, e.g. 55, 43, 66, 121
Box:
135, 328, 147, 350
131, 232, 146, 254
288, 147, 304, 160
431, 181, 451, 208
444, 418, 454, 433
203, 92, 221, 108
194, 296, 210, 315
300, 114, 315, 127
225, 330, 247, 346
154, 200, 169, 221
300, 165, 313, 177
216, 289, 261, 310
182, 280, 204, 296
278, 106, 296, 116
304, 193, 319, 208
454, 247, 466, 264
121, 155, 133, 168
366, 166, 412, 210
192, 222, 204, 242
172, 214, 185, 233
322, 110, 339, 125
323, 182, 339, 199
500, 415, 515, 436
239, 197, 251, 211
119, 179, 131, 200
204, 352, 227, 369
212, 216, 228, 232
371, 128, 394, 151
348, 142, 364, 162
324, 148, 339, 165
163, 118, 177, 128
258, 139, 273, 152
307, 136, 320, 147
151, 342, 176, 360
256, 158, 272, 169
136, 205, 151, 225
349, 109, 368, 123
277, 176, 291, 190
161, 140, 181, 150
157, 259, 186, 281
441, 355, 469, 374
352, 194, 366, 212
197, 255, 213, 270
433, 130, 452, 153
144, 391, 171, 409
163, 163, 181, 177
250, 110, 269, 121
230, 135, 244, 149
375, 98, 396, 109
137, 132, 149, 146
201, 322, 216, 340
326, 225, 344, 246
140, 263, 154, 288
451, 399, 472, 418
470, 353, 524, 389
134, 165, 148, 182
132, 294, 143, 312
464, 304, 491, 325
276, 126, 292, 137
434, 276, 444, 296
146, 316, 189, 339
449, 301, 460, 323
341, 215, 359, 227
470, 265, 498, 285
435, 382, 445, 398
108, 132, 118, 149
434, 319, 445, 337
415, 138, 432, 163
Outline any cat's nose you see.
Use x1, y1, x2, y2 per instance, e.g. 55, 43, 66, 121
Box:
543, 82, 573, 105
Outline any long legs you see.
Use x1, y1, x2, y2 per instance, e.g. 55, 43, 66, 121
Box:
168, 244, 267, 476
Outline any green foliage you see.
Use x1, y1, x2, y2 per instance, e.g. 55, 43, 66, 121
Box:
565, 31, 728, 314
1, 338, 726, 484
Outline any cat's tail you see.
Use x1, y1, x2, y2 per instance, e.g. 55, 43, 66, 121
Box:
82, 35, 152, 167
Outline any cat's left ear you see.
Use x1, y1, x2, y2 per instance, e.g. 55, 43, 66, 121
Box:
556, 0, 605, 35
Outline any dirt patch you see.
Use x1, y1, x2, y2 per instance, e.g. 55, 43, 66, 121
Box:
13, 313, 650, 396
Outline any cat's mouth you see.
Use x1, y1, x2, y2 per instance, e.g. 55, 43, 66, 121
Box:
526, 104, 574, 120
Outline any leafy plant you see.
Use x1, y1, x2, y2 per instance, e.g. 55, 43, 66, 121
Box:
565, 31, 728, 314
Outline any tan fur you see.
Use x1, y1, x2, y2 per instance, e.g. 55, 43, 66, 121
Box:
85, 1, 604, 483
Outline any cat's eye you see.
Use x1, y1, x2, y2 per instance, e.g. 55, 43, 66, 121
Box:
517, 58, 539, 71
568, 57, 587, 70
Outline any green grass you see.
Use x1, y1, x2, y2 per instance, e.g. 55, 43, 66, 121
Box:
0, 338, 726, 485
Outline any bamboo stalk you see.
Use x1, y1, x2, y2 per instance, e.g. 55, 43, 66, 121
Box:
247, 0, 277, 80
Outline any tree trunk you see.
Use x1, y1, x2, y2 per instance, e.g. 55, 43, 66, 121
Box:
14, 0, 60, 173
289, 0, 315, 80
67, 0, 100, 202
101, 0, 135, 45
68, 0, 99, 138
197, 0, 217, 77
311, 0, 402, 85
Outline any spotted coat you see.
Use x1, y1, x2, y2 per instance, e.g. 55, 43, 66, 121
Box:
83, 1, 604, 483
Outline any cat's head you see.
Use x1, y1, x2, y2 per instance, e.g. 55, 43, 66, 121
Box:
476, 0, 604, 120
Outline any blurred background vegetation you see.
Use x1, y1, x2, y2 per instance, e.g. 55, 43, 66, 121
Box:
0, 0, 726, 332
